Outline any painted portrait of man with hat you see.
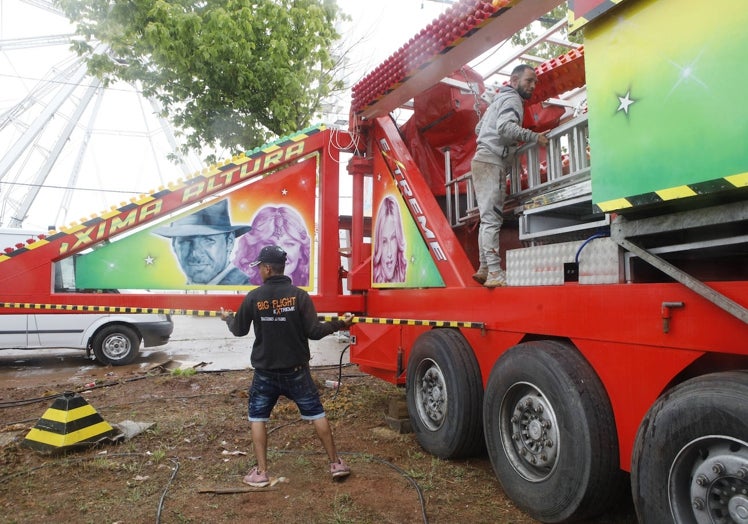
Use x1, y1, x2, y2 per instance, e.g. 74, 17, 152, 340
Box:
153, 199, 252, 285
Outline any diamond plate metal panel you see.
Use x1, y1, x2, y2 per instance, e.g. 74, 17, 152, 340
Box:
506, 238, 622, 286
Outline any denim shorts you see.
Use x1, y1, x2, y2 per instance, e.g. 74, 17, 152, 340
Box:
248, 366, 325, 422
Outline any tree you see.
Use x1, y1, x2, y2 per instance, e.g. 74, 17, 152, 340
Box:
511, 3, 583, 61
56, 0, 344, 157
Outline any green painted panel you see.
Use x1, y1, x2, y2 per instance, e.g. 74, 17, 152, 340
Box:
585, 0, 748, 209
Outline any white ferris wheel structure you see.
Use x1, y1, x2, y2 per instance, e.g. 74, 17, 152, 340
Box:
0, 0, 203, 231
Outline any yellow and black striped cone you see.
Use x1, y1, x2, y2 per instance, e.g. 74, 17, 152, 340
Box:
22, 391, 117, 452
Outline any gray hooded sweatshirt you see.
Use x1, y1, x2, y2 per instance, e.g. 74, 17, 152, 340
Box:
473, 85, 540, 166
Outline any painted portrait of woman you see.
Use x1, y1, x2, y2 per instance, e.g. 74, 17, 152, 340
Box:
233, 205, 312, 286
373, 195, 407, 283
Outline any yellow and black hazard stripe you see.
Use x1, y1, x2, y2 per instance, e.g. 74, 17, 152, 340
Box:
0, 230, 67, 262
22, 391, 117, 452
320, 315, 484, 330
594, 173, 748, 214
0, 302, 485, 330
0, 124, 327, 264
568, 0, 625, 34
207, 124, 325, 175
0, 302, 219, 317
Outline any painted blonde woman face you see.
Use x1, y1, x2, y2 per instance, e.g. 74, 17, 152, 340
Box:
378, 214, 399, 282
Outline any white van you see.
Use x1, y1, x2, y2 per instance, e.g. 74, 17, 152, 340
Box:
0, 228, 173, 365
0, 312, 173, 365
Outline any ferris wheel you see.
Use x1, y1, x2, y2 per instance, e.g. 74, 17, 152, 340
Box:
0, 0, 203, 231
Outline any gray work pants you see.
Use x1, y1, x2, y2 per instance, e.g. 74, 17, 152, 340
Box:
471, 158, 508, 273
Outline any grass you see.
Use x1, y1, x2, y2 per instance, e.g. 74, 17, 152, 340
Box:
149, 449, 166, 463
170, 368, 197, 377
294, 454, 312, 468
0, 369, 591, 524
330, 492, 355, 523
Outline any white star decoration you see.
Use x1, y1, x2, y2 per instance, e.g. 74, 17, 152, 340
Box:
281, 188, 288, 196
144, 255, 155, 265
617, 90, 635, 115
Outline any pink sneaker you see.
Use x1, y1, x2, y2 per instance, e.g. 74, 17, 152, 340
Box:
330, 458, 351, 479
243, 466, 270, 487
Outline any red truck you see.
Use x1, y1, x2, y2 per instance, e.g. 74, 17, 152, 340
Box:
1, 1, 746, 522
342, 1, 748, 522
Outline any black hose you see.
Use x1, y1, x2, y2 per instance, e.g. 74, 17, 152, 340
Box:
331, 344, 350, 400
156, 457, 180, 524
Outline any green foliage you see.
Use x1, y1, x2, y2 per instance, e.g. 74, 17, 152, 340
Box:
56, 0, 344, 155
170, 367, 197, 377
511, 3, 583, 62
149, 448, 167, 463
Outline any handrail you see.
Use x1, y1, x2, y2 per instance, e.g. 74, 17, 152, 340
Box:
445, 114, 590, 227
509, 114, 589, 198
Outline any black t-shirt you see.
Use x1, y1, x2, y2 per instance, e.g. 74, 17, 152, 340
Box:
226, 275, 345, 370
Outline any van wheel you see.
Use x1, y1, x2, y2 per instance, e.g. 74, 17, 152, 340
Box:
406, 329, 484, 458
483, 340, 624, 522
92, 325, 140, 366
632, 372, 748, 523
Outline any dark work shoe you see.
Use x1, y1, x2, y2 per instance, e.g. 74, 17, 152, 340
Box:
472, 267, 488, 284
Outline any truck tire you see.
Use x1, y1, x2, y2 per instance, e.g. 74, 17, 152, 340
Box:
631, 371, 748, 524
483, 340, 624, 523
406, 329, 484, 458
92, 324, 140, 366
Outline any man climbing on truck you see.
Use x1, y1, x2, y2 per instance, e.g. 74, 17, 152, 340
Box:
471, 63, 549, 287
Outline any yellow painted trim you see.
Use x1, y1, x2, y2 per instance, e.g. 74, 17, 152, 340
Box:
596, 198, 633, 212
25, 421, 114, 447
568, 14, 589, 33
133, 194, 155, 205
725, 173, 748, 187
656, 185, 697, 201
42, 404, 97, 423
23, 239, 49, 251
321, 315, 483, 329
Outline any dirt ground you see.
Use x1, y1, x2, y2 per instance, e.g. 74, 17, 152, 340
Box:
0, 364, 637, 523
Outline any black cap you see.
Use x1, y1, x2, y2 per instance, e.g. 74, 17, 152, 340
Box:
249, 245, 287, 267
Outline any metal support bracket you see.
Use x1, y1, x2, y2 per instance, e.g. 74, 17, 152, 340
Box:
611, 220, 748, 325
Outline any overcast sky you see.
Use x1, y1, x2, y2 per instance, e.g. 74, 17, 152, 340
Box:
0, 0, 454, 230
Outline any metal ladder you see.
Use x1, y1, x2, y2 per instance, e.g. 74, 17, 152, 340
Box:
509, 114, 608, 243
444, 148, 479, 228
445, 114, 600, 240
